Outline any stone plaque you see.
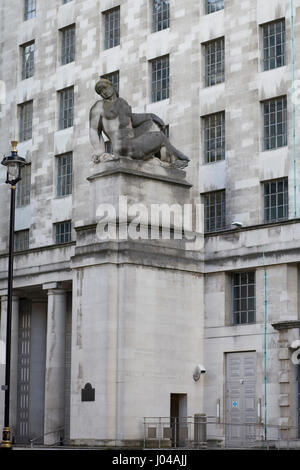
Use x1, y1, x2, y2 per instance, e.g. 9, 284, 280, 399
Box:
81, 383, 95, 402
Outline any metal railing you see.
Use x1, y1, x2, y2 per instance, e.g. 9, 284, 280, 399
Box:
143, 416, 300, 449
143, 416, 207, 449
29, 427, 64, 448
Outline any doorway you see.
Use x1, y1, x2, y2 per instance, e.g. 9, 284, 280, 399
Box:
225, 352, 257, 448
16, 299, 47, 444
170, 393, 187, 447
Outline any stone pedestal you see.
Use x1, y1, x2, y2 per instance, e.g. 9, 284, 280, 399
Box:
70, 158, 204, 446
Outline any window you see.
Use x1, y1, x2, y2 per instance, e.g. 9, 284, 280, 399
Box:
206, 0, 224, 14
152, 0, 170, 32
61, 25, 75, 65
104, 7, 120, 49
262, 19, 285, 71
263, 96, 287, 150
205, 37, 225, 87
232, 272, 256, 325
59, 87, 74, 130
24, 0, 36, 20
21, 42, 35, 79
16, 164, 31, 208
105, 141, 113, 154
56, 153, 72, 197
101, 71, 119, 94
263, 178, 288, 223
204, 190, 226, 233
55, 221, 71, 244
203, 111, 225, 163
14, 230, 29, 252
19, 101, 33, 142
151, 55, 169, 102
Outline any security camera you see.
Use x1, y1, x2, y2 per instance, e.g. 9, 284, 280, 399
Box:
231, 221, 243, 228
193, 364, 206, 381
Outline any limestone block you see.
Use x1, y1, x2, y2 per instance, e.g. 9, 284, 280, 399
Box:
279, 417, 289, 430
278, 348, 289, 360
278, 394, 289, 407
278, 371, 289, 383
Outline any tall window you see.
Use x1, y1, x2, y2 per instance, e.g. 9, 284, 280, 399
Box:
203, 111, 225, 163
152, 0, 170, 32
101, 71, 119, 94
105, 141, 113, 154
56, 153, 73, 197
263, 178, 288, 223
55, 221, 71, 244
104, 7, 120, 49
232, 272, 256, 325
61, 25, 75, 65
24, 0, 36, 20
16, 164, 31, 208
14, 230, 30, 252
205, 37, 225, 86
263, 96, 287, 150
151, 55, 169, 102
21, 42, 35, 80
204, 190, 226, 233
59, 87, 74, 130
206, 0, 224, 14
19, 101, 33, 142
262, 19, 285, 71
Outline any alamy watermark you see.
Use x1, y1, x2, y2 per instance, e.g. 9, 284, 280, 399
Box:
95, 196, 204, 250
291, 340, 300, 365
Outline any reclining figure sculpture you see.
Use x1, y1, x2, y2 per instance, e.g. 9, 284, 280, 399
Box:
89, 79, 190, 169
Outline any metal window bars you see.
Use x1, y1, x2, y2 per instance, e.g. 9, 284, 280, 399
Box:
152, 0, 170, 32
104, 7, 120, 49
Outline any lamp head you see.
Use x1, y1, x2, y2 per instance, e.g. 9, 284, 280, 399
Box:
1, 141, 27, 185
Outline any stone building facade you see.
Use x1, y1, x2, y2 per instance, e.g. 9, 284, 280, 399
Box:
0, 0, 299, 447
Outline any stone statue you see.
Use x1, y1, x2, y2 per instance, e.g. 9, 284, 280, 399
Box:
89, 79, 190, 169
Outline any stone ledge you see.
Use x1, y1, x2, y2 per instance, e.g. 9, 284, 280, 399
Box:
87, 157, 192, 188
272, 321, 300, 331
71, 240, 204, 273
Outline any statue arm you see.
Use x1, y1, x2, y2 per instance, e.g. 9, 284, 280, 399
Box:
89, 103, 105, 157
131, 113, 165, 130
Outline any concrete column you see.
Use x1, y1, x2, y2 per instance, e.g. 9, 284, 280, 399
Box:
43, 283, 66, 445
0, 295, 19, 435
29, 300, 47, 442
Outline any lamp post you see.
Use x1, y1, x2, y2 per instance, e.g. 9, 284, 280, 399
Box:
1, 141, 26, 449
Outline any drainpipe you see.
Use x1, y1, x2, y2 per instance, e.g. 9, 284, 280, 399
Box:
263, 249, 268, 441
291, 0, 297, 218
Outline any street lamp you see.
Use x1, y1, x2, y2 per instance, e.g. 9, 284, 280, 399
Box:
1, 141, 26, 449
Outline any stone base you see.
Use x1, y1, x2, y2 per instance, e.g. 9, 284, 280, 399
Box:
69, 157, 204, 444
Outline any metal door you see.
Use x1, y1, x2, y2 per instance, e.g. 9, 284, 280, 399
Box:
16, 299, 47, 444
226, 352, 257, 448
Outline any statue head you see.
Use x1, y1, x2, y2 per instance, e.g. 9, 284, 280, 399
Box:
95, 79, 118, 99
